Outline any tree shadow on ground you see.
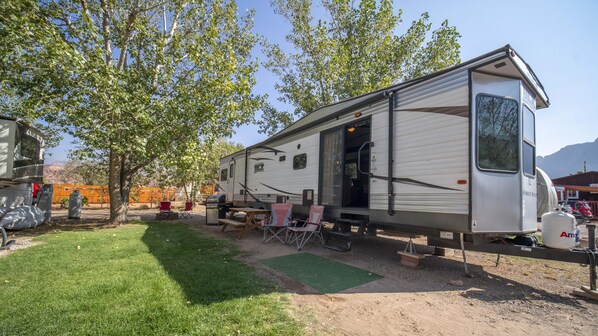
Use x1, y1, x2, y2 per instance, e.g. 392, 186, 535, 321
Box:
141, 221, 278, 305
324, 233, 590, 309
6, 216, 115, 239
137, 217, 593, 309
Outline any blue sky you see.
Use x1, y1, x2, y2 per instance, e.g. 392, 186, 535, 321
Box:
47, 0, 598, 161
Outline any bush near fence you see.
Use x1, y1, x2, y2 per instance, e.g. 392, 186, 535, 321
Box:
52, 184, 178, 205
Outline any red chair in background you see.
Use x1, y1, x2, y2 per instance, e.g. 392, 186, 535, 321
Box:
159, 201, 172, 213
179, 201, 193, 219
155, 201, 178, 220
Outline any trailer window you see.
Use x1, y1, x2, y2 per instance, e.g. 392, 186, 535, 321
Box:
523, 105, 536, 176
523, 106, 535, 144
477, 95, 519, 172
523, 142, 535, 176
20, 135, 41, 159
293, 153, 307, 170
14, 125, 42, 161
220, 169, 228, 181
229, 163, 234, 178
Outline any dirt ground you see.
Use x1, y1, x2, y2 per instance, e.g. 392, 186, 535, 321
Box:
3, 207, 597, 336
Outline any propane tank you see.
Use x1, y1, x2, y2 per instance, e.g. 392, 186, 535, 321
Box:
68, 190, 82, 219
541, 207, 580, 249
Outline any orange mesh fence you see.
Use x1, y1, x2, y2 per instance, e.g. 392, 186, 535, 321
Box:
52, 184, 178, 204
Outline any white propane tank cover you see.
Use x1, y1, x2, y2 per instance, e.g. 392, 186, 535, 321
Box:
68, 190, 83, 219
541, 208, 580, 249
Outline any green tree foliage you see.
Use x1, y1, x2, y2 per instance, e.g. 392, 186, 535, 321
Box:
161, 139, 243, 201
0, 10, 62, 149
0, 0, 262, 223
259, 0, 461, 135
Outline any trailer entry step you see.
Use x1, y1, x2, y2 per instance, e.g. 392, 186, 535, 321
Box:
323, 231, 352, 252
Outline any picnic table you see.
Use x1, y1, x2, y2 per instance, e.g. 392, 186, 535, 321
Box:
219, 207, 270, 239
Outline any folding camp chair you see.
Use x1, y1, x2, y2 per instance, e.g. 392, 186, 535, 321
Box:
156, 201, 177, 220
159, 201, 172, 213
286, 205, 325, 251
179, 201, 193, 219
261, 203, 293, 244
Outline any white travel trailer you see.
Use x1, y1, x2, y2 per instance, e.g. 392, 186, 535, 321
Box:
219, 45, 549, 237
0, 117, 52, 246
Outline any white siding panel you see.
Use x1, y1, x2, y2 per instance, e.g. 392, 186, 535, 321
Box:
371, 193, 469, 214
392, 113, 468, 215
247, 133, 319, 206
369, 104, 391, 197
399, 70, 469, 109
370, 69, 469, 215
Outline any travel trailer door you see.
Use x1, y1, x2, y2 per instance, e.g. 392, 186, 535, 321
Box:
319, 118, 371, 209
520, 85, 538, 231
218, 160, 234, 203
228, 160, 236, 203
471, 72, 528, 233
319, 128, 344, 208
343, 119, 371, 208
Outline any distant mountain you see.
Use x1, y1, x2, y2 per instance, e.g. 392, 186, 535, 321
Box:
537, 138, 598, 179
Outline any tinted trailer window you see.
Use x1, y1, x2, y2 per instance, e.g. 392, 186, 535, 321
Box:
477, 95, 519, 172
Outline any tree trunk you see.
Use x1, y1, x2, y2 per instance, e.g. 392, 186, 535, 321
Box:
183, 182, 189, 201
190, 181, 196, 202
109, 150, 131, 224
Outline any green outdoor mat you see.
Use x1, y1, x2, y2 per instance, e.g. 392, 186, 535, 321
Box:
261, 253, 382, 293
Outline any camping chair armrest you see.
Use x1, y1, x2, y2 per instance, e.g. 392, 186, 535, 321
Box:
259, 215, 271, 226
291, 218, 306, 227
291, 218, 320, 227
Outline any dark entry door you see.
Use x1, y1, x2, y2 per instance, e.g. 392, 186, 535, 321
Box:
319, 118, 371, 208
343, 119, 371, 207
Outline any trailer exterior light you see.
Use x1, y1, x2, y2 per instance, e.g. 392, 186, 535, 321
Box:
354, 112, 362, 118
494, 61, 506, 69
347, 127, 356, 133
457, 180, 467, 185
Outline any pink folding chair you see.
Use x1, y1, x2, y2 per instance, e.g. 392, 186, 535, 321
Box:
179, 201, 193, 219
261, 203, 293, 244
286, 205, 325, 251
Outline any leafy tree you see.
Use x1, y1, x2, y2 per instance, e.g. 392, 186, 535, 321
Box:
259, 0, 461, 135
165, 139, 243, 201
1, 0, 262, 224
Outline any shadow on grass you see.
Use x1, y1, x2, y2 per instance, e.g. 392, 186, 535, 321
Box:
141, 221, 277, 305
6, 216, 114, 239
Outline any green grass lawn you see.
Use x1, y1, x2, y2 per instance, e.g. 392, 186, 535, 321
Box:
0, 222, 303, 335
